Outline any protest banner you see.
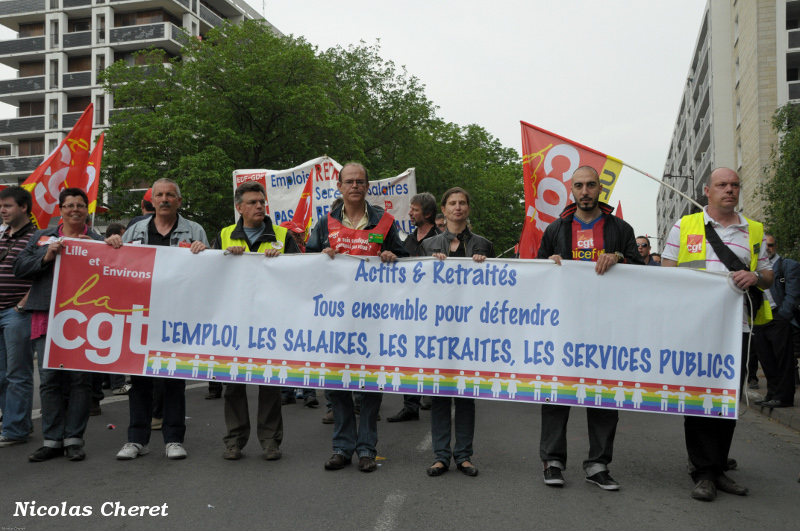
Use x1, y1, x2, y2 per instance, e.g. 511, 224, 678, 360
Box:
519, 121, 624, 259
46, 239, 743, 419
232, 158, 417, 237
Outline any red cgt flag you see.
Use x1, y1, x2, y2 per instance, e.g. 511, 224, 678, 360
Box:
615, 200, 623, 219
80, 132, 104, 214
22, 104, 94, 228
518, 121, 623, 259
290, 170, 314, 242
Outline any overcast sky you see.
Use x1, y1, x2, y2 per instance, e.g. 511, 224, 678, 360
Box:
0, 0, 709, 239
258, 0, 708, 240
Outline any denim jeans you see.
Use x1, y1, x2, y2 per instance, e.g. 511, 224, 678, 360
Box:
34, 336, 92, 448
431, 396, 475, 466
330, 390, 381, 458
281, 387, 316, 400
0, 307, 34, 440
128, 375, 185, 445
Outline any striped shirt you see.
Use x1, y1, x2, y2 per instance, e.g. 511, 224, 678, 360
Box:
662, 207, 769, 329
0, 222, 35, 310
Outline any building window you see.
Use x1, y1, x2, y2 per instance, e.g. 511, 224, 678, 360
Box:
49, 60, 59, 88
68, 56, 92, 73
114, 9, 181, 28
736, 99, 741, 127
50, 100, 59, 129
50, 20, 59, 48
0, 145, 10, 157
67, 96, 91, 113
19, 101, 45, 117
50, 0, 58, 8
734, 15, 738, 45
19, 61, 45, 78
19, 23, 45, 38
19, 138, 45, 157
96, 54, 106, 84
97, 15, 105, 44
735, 56, 740, 87
48, 139, 58, 153
95, 95, 105, 125
68, 18, 91, 33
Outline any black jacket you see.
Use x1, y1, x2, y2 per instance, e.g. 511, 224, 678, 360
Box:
421, 228, 495, 258
403, 224, 441, 257
537, 202, 642, 265
14, 226, 105, 311
306, 202, 409, 258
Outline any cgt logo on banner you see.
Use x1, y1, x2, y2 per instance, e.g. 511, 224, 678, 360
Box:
47, 242, 157, 374
233, 158, 418, 235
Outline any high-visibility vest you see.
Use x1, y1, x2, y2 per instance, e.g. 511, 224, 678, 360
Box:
676, 212, 772, 325
219, 224, 289, 254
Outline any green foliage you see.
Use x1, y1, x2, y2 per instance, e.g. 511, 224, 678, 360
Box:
100, 20, 522, 247
763, 104, 800, 260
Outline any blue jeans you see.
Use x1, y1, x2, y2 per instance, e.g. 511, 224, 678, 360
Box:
330, 390, 381, 458
0, 307, 34, 440
431, 396, 475, 466
128, 375, 185, 445
34, 337, 92, 448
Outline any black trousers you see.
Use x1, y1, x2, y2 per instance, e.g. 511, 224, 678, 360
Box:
753, 315, 797, 404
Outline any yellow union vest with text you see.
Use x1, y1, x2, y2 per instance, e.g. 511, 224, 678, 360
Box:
676, 212, 771, 325
219, 224, 289, 253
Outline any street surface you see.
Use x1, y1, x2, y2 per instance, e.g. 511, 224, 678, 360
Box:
1, 383, 799, 530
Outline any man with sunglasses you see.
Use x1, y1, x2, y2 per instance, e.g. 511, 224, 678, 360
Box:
636, 236, 660, 266
0, 186, 36, 448
306, 162, 408, 473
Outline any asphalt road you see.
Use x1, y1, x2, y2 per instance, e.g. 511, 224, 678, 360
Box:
1, 384, 799, 531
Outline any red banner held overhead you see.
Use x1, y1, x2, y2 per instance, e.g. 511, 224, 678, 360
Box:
519, 121, 623, 259
21, 105, 94, 228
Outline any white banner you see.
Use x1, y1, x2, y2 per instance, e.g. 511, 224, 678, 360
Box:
232, 158, 417, 235
46, 239, 744, 419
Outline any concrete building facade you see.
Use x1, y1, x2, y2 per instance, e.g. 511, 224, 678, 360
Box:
0, 0, 272, 184
657, 0, 798, 249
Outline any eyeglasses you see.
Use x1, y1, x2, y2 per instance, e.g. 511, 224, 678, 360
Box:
766, 243, 775, 248
61, 203, 87, 211
342, 179, 367, 188
637, 243, 649, 248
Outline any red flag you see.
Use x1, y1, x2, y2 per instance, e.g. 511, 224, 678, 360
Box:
290, 172, 314, 242
615, 200, 623, 219
519, 121, 623, 259
83, 133, 104, 214
22, 104, 93, 228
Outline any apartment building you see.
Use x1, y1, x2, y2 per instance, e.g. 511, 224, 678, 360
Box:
0, 0, 273, 184
657, 0, 797, 249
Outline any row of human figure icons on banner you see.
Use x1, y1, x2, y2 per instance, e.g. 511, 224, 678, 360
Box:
145, 354, 734, 415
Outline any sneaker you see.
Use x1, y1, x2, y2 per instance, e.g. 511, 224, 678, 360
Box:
28, 446, 64, 462
0, 435, 26, 448
263, 446, 282, 461
90, 400, 102, 416
112, 384, 131, 395
117, 442, 148, 460
543, 466, 565, 486
321, 410, 334, 424
65, 445, 85, 461
165, 442, 187, 460
223, 445, 242, 460
151, 417, 163, 430
304, 396, 319, 407
585, 470, 619, 491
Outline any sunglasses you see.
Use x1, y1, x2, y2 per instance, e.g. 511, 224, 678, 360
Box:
637, 243, 649, 248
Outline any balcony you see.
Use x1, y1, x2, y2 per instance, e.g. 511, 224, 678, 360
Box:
0, 0, 46, 17
0, 76, 45, 95
0, 156, 43, 175
0, 116, 44, 135
110, 22, 187, 54
63, 31, 91, 49
0, 37, 46, 57
63, 71, 91, 88
200, 4, 224, 27
63, 0, 92, 7
62, 111, 83, 128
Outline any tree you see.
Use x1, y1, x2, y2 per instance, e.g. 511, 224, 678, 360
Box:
762, 104, 800, 260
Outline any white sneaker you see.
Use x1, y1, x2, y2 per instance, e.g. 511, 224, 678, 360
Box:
165, 442, 187, 460
116, 442, 148, 460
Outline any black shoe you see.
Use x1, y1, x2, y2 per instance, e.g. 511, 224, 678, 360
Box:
387, 408, 419, 423
725, 457, 737, 470
715, 473, 748, 495
747, 379, 759, 390
456, 462, 479, 477
543, 466, 565, 486
304, 396, 319, 407
281, 396, 296, 405
90, 401, 101, 416
28, 446, 64, 462
691, 479, 717, 501
324, 454, 351, 470
585, 470, 619, 490
420, 397, 432, 410
762, 399, 792, 408
65, 445, 85, 461
358, 456, 377, 472
205, 391, 221, 400
426, 463, 448, 476
753, 397, 769, 406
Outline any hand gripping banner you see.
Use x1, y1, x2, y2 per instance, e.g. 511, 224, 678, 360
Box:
47, 239, 744, 419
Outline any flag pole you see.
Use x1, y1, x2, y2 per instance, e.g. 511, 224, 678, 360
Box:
620, 161, 704, 210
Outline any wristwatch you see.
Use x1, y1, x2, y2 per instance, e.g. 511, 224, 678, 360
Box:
14, 304, 24, 313
614, 251, 625, 263
754, 271, 763, 283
